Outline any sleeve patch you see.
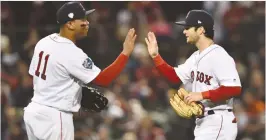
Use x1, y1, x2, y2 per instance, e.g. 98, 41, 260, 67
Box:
82, 58, 94, 69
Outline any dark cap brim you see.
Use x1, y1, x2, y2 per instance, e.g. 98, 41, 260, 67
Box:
85, 9, 95, 15
175, 21, 187, 26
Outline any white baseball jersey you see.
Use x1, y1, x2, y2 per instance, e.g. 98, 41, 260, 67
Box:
174, 44, 241, 111
28, 33, 101, 112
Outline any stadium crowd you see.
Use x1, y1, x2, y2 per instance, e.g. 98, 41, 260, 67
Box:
1, 1, 265, 140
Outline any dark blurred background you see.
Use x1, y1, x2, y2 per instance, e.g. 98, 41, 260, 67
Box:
1, 1, 265, 140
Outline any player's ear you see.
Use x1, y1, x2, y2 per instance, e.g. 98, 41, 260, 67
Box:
202, 27, 206, 34
66, 21, 75, 30
198, 26, 205, 35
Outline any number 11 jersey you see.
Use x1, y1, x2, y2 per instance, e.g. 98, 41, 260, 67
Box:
28, 33, 101, 112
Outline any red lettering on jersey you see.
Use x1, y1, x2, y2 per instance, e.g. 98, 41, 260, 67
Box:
204, 75, 213, 85
35, 51, 50, 80
199, 72, 204, 82
191, 71, 213, 85
35, 51, 44, 77
191, 71, 194, 81
196, 71, 200, 81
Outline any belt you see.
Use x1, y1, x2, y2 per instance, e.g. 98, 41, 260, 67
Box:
198, 109, 233, 119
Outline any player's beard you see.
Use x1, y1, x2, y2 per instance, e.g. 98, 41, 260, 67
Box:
187, 34, 200, 45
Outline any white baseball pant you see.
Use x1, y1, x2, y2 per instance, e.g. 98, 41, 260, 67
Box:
23, 102, 74, 140
194, 109, 237, 140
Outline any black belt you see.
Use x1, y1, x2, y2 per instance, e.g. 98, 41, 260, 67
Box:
198, 109, 233, 119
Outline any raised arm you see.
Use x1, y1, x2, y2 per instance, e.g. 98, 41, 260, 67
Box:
145, 32, 181, 84
92, 28, 137, 87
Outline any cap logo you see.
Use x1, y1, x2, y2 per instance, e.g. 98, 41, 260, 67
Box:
198, 20, 202, 24
68, 13, 74, 19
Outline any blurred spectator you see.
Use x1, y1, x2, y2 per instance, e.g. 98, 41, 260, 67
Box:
149, 9, 171, 38
203, 1, 230, 43
223, 2, 248, 33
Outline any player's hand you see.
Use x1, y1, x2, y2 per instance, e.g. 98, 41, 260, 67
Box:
184, 92, 203, 105
145, 32, 159, 58
122, 28, 137, 56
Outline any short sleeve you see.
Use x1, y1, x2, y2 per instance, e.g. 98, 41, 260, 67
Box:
174, 53, 195, 84
64, 49, 101, 84
212, 53, 241, 87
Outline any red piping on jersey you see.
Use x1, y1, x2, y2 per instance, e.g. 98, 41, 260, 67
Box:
60, 112, 62, 140
216, 115, 223, 140
153, 54, 181, 84
92, 53, 128, 87
202, 86, 241, 102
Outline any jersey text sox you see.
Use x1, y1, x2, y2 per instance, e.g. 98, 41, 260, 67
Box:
191, 71, 213, 85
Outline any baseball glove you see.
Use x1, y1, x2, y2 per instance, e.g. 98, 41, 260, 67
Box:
81, 85, 108, 113
169, 88, 204, 119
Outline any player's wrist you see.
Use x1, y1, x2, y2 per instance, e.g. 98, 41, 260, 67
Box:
121, 50, 131, 57
120, 51, 130, 58
150, 53, 159, 58
153, 54, 165, 66
202, 91, 210, 99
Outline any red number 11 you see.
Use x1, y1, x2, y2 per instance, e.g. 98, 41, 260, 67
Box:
35, 51, 50, 80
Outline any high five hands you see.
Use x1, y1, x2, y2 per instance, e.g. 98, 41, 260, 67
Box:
145, 32, 159, 58
122, 30, 159, 59
122, 28, 137, 56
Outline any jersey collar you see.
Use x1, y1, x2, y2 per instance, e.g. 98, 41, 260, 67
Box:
195, 44, 220, 64
49, 33, 74, 44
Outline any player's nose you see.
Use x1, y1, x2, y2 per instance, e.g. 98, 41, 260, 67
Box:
83, 20, 89, 26
183, 29, 186, 35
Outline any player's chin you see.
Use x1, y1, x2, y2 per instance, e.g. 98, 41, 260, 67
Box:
186, 39, 195, 44
83, 31, 88, 36
78, 32, 88, 39
83, 30, 88, 35
186, 38, 191, 44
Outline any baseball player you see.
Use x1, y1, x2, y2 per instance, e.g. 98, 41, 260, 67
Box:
145, 10, 242, 140
23, 2, 136, 140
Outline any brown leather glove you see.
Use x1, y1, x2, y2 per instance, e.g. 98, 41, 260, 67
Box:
169, 88, 204, 119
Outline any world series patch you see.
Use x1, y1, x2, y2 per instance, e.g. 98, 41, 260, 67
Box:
82, 58, 93, 69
